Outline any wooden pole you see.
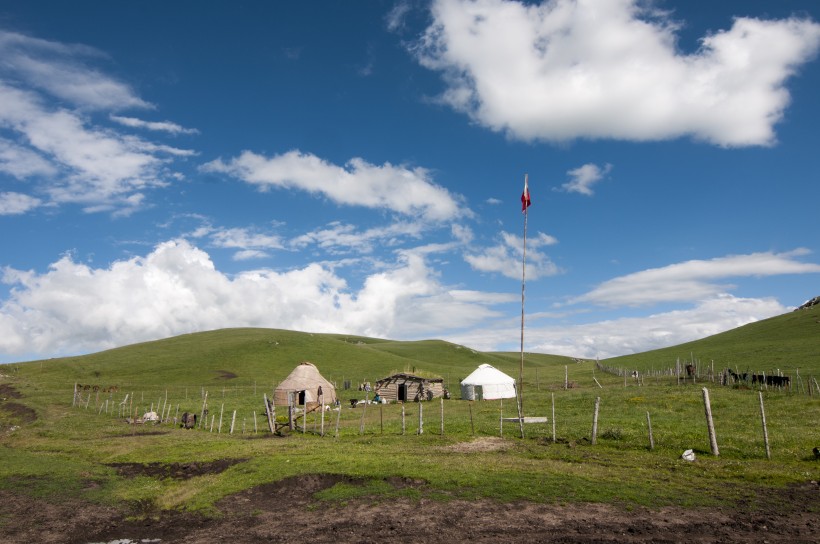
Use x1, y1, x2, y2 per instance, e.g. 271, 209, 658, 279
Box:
359, 392, 368, 435
199, 391, 208, 429
469, 403, 475, 435
551, 393, 556, 443
702, 387, 719, 456
417, 402, 423, 435
230, 410, 236, 434
591, 397, 601, 445
253, 411, 258, 434
218, 403, 224, 433
320, 394, 326, 437
499, 398, 503, 437
758, 392, 771, 460
402, 404, 406, 435
440, 396, 444, 436
646, 411, 654, 450
334, 404, 341, 438
565, 366, 568, 390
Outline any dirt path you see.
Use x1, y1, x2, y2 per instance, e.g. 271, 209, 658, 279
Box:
1, 475, 818, 544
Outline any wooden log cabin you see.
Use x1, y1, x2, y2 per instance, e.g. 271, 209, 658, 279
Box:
374, 373, 444, 402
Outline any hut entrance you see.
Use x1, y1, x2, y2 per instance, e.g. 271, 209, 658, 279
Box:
398, 384, 408, 402
297, 390, 306, 405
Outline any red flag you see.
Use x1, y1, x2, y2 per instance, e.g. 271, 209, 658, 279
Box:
521, 176, 531, 213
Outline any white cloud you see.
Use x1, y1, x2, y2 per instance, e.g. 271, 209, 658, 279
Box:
572, 249, 820, 307
0, 137, 57, 179
0, 192, 42, 215
0, 31, 190, 214
0, 239, 505, 359
0, 30, 151, 111
291, 220, 426, 254
413, 0, 820, 146
201, 150, 467, 221
110, 115, 200, 135
561, 163, 612, 196
449, 294, 787, 359
464, 230, 560, 280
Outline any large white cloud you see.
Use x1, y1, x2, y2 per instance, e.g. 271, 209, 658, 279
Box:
413, 0, 820, 146
201, 150, 467, 222
0, 239, 500, 359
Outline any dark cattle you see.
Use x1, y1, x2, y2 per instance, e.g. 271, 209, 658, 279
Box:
180, 412, 197, 429
350, 399, 359, 408
685, 365, 695, 377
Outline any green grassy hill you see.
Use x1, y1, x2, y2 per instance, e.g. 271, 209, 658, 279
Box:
601, 303, 820, 375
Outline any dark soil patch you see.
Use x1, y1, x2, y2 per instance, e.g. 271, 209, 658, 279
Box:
215, 370, 237, 380
0, 401, 36, 424
1, 476, 818, 543
0, 383, 23, 399
108, 458, 247, 480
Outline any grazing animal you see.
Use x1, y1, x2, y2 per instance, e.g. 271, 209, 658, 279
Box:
685, 365, 695, 377
350, 399, 359, 408
813, 447, 820, 459
180, 412, 197, 429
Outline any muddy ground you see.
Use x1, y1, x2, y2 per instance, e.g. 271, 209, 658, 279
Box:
1, 473, 818, 544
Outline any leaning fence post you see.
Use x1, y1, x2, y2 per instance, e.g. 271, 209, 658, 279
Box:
646, 411, 654, 450
759, 392, 771, 460
702, 387, 719, 456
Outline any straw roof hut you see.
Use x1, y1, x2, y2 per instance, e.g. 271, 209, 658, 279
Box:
273, 362, 336, 406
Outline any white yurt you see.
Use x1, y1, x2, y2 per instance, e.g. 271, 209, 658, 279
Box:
460, 364, 517, 401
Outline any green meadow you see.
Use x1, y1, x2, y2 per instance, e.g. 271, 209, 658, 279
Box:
1, 305, 819, 515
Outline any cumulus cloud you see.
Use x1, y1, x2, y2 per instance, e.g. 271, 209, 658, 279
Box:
464, 230, 560, 280
413, 0, 820, 146
560, 163, 612, 196
201, 150, 467, 221
0, 239, 505, 359
0, 192, 42, 215
572, 249, 820, 307
0, 30, 190, 214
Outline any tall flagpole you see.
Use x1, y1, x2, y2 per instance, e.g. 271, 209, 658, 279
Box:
517, 174, 530, 439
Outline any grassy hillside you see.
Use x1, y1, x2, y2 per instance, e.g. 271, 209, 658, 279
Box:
602, 304, 820, 375
1, 308, 819, 528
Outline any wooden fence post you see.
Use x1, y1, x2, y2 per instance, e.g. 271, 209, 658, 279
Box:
440, 397, 444, 435
401, 404, 406, 435
759, 392, 771, 460
702, 387, 719, 456
551, 393, 556, 443
230, 410, 236, 434
591, 397, 601, 445
469, 403, 475, 435
646, 411, 654, 450
418, 402, 423, 435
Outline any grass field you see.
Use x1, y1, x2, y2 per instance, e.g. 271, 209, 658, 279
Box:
1, 305, 819, 517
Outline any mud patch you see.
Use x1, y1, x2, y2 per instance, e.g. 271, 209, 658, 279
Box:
214, 370, 237, 380
0, 401, 37, 424
108, 458, 247, 480
0, 383, 23, 399
2, 477, 820, 543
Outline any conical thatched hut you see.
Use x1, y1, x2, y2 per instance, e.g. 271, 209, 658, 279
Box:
273, 362, 336, 407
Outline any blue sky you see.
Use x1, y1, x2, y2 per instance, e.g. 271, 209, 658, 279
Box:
1, 0, 819, 363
